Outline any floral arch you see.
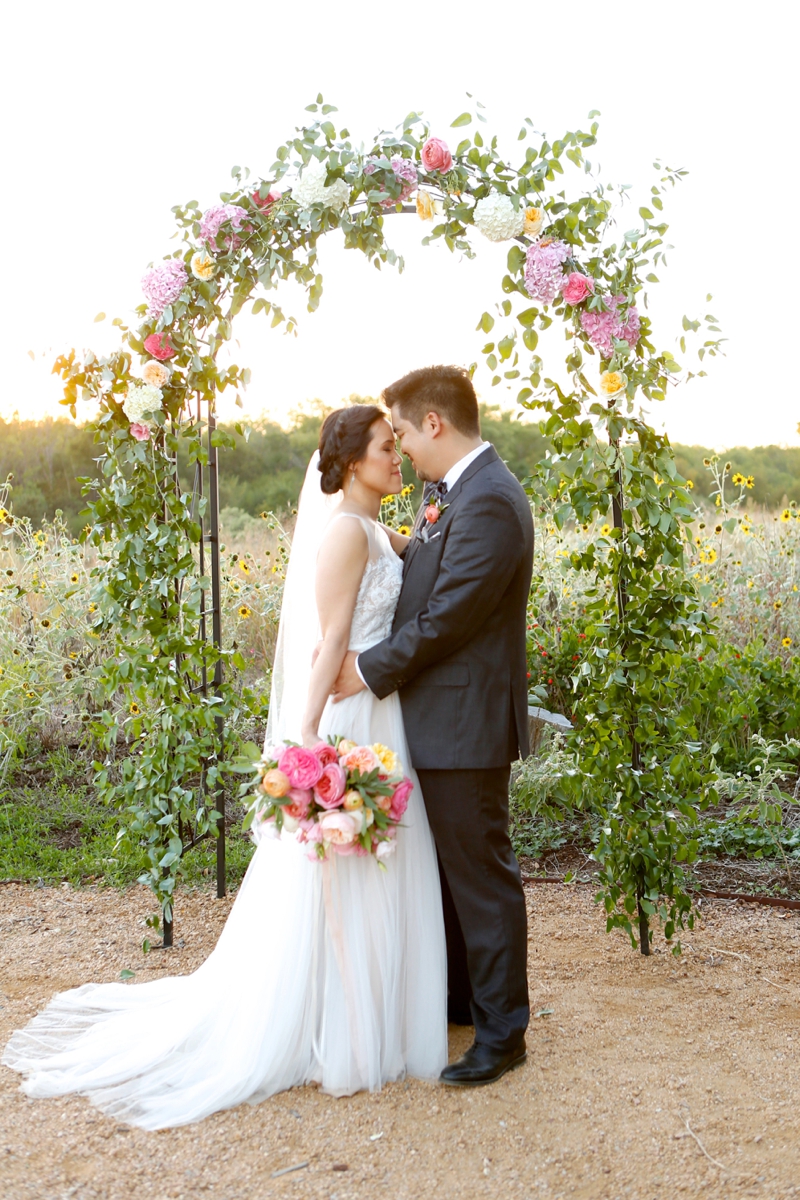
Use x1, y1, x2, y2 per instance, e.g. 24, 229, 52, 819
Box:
57, 97, 723, 953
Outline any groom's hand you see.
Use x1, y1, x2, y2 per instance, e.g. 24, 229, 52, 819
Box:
332, 651, 366, 702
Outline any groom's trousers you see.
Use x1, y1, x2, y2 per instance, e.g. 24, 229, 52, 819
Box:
416, 766, 529, 1051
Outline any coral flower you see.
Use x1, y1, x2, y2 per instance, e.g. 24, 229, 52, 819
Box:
421, 137, 452, 173
129, 422, 151, 441
143, 333, 177, 361
141, 360, 170, 388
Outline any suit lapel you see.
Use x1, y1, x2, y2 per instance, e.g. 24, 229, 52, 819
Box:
402, 446, 498, 578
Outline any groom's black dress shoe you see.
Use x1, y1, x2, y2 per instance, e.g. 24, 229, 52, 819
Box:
440, 1039, 527, 1087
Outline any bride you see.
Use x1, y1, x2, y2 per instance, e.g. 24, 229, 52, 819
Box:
2, 404, 448, 1130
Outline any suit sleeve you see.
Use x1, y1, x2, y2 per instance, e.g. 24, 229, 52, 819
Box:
358, 490, 527, 699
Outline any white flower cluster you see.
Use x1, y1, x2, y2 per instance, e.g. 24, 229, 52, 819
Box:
292, 158, 350, 211
472, 191, 525, 242
123, 384, 163, 424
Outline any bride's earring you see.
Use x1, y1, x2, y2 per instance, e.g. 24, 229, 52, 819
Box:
348, 470, 356, 495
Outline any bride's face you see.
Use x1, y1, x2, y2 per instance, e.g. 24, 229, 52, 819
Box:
353, 418, 404, 497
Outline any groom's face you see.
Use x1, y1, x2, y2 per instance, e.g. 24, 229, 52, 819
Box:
391, 409, 442, 483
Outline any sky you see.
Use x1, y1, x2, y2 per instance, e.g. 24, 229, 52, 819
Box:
1, 0, 795, 449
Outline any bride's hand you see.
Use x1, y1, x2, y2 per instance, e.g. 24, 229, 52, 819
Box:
301, 727, 319, 749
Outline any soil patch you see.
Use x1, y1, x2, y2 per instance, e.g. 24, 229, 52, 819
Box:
0, 881, 798, 1199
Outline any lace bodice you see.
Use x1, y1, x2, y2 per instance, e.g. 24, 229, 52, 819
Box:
330, 514, 403, 651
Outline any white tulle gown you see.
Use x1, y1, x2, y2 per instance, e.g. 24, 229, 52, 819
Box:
2, 511, 448, 1130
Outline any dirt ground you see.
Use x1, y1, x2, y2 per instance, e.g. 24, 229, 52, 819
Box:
0, 881, 798, 1200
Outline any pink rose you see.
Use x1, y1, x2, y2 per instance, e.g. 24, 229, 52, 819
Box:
319, 810, 359, 845
143, 333, 176, 361
561, 272, 595, 307
252, 187, 281, 209
284, 788, 313, 819
425, 504, 440, 525
312, 742, 340, 768
341, 745, 381, 776
278, 745, 324, 790
129, 422, 151, 442
332, 840, 368, 857
314, 763, 347, 809
389, 778, 413, 820
421, 137, 452, 173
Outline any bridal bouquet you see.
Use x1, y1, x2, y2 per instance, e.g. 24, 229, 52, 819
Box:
245, 737, 412, 862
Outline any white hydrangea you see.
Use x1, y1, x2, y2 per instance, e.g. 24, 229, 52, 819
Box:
472, 191, 525, 242
293, 158, 350, 211
123, 384, 163, 423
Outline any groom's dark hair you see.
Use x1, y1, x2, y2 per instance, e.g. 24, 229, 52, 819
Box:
382, 365, 480, 437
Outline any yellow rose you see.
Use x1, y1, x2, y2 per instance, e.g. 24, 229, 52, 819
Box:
371, 743, 400, 776
599, 371, 626, 398
142, 360, 170, 388
191, 251, 217, 281
261, 768, 290, 798
342, 790, 363, 811
523, 206, 544, 237
416, 190, 434, 221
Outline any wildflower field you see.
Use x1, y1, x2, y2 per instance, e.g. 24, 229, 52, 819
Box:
1, 460, 799, 906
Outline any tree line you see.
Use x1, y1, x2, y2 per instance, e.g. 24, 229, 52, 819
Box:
1, 407, 797, 533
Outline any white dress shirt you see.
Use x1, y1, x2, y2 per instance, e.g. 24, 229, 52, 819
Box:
353, 442, 492, 688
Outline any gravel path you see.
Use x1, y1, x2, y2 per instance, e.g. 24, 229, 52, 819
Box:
0, 881, 798, 1200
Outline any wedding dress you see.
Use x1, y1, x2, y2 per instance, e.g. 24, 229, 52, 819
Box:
2, 458, 448, 1130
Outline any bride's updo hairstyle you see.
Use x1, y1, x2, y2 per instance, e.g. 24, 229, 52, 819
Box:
317, 404, 387, 494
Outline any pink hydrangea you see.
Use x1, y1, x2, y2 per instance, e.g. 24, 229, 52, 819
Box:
621, 305, 641, 347
277, 745, 323, 790
523, 239, 571, 305
364, 156, 418, 207
199, 204, 249, 250
141, 260, 188, 319
580, 296, 641, 357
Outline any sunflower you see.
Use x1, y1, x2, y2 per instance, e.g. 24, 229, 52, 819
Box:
129, 702, 141, 715
70, 572, 79, 583
714, 524, 722, 535
732, 472, 745, 487
694, 535, 703, 547
745, 476, 755, 489
398, 525, 411, 537
238, 560, 250, 575
25, 690, 35, 699
40, 617, 52, 629
782, 637, 793, 648
600, 524, 611, 536
259, 511, 269, 519
0, 507, 9, 523
746, 580, 754, 589
88, 602, 97, 614
702, 458, 712, 468
685, 480, 694, 490
238, 605, 252, 619
774, 600, 783, 611
780, 509, 792, 523
69, 652, 78, 660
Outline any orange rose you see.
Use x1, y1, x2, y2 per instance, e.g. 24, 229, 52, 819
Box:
261, 768, 290, 798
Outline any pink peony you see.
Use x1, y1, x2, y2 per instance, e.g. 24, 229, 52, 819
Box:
421, 137, 452, 173
284, 788, 313, 819
319, 810, 359, 845
312, 742, 340, 768
200, 203, 249, 250
341, 745, 381, 776
143, 333, 177, 361
141, 260, 188, 319
278, 745, 324, 790
252, 187, 281, 210
389, 778, 413, 820
332, 839, 368, 857
364, 156, 418, 207
523, 239, 571, 305
561, 272, 595, 307
129, 422, 151, 442
314, 763, 347, 809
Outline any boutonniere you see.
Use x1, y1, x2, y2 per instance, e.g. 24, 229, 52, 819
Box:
415, 497, 449, 542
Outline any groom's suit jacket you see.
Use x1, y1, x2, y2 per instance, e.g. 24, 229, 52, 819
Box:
358, 445, 534, 770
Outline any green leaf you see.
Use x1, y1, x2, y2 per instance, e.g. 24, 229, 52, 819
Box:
120, 969, 135, 981
93, 312, 106, 323
451, 112, 472, 127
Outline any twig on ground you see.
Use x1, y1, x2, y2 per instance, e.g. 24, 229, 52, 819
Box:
681, 1118, 727, 1172
708, 947, 751, 961
761, 975, 792, 993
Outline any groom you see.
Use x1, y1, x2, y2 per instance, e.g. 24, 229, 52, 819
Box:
333, 364, 533, 1085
